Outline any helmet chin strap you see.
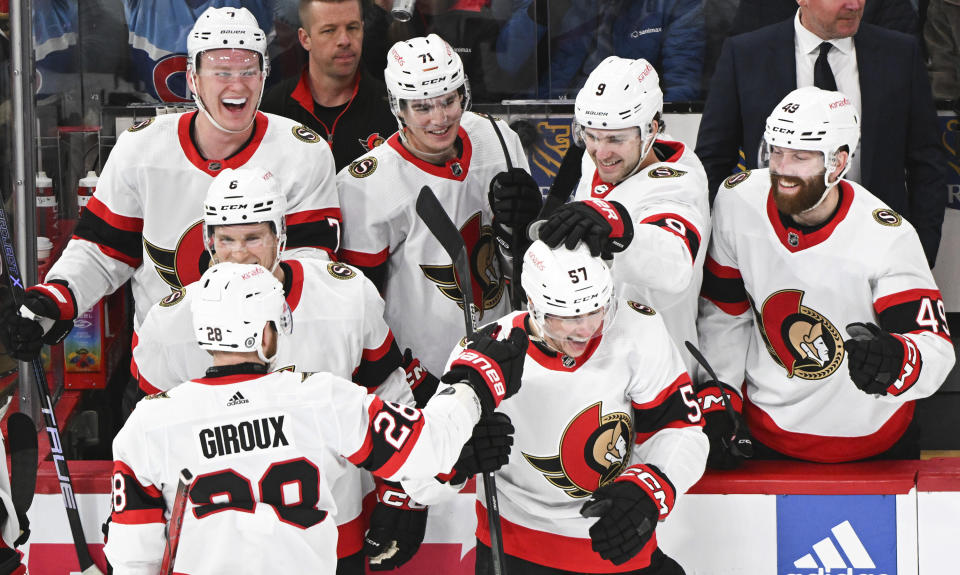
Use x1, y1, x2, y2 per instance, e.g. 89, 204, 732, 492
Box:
614, 123, 658, 184
190, 70, 264, 135
800, 154, 847, 215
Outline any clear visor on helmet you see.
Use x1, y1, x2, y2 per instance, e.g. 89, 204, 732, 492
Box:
531, 297, 618, 349
203, 221, 284, 273
194, 49, 265, 78
574, 123, 643, 148
759, 140, 840, 187
389, 83, 471, 127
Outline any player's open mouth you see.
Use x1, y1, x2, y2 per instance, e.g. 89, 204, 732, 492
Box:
222, 97, 248, 112
774, 176, 802, 191
427, 126, 452, 136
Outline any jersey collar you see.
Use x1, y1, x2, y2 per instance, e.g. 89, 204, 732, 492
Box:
590, 170, 618, 198
765, 180, 855, 252
517, 313, 603, 372
387, 128, 472, 181
280, 259, 304, 312
653, 139, 686, 162
178, 110, 270, 176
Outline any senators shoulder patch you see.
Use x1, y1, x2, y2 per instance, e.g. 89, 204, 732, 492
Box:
648, 166, 686, 179
144, 391, 170, 400
349, 157, 378, 178
128, 117, 154, 132
627, 301, 656, 315
722, 171, 751, 189
327, 262, 357, 280
872, 208, 902, 227
292, 125, 323, 143
159, 288, 186, 307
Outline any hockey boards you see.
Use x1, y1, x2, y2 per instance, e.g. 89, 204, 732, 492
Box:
415, 186, 509, 575
160, 468, 193, 575
0, 205, 104, 574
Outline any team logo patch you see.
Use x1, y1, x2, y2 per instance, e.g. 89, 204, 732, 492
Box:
144, 391, 170, 400
360, 133, 386, 152
524, 402, 633, 498
648, 166, 686, 179
627, 301, 656, 315
326, 262, 357, 280
420, 211, 505, 322
754, 289, 845, 380
349, 157, 378, 178
723, 171, 750, 188
872, 208, 902, 227
128, 118, 154, 132
561, 355, 576, 368
159, 288, 187, 307
292, 125, 322, 143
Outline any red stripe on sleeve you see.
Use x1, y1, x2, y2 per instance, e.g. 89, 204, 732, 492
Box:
85, 196, 144, 232
342, 247, 389, 268
286, 207, 342, 225
704, 255, 742, 279
362, 331, 395, 362
874, 288, 945, 314
346, 396, 382, 466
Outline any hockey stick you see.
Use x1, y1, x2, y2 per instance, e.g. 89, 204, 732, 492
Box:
683, 341, 754, 459
160, 468, 193, 575
415, 186, 509, 575
0, 205, 104, 574
486, 116, 523, 312
7, 412, 38, 546
525, 142, 585, 243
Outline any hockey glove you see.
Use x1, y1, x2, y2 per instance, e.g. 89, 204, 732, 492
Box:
538, 199, 633, 260
440, 324, 529, 415
580, 463, 674, 565
0, 282, 76, 362
402, 349, 440, 408
438, 413, 514, 484
364, 480, 427, 570
845, 322, 909, 396
697, 382, 753, 469
488, 168, 543, 254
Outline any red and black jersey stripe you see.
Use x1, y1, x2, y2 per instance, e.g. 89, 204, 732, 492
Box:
701, 256, 749, 315
347, 397, 425, 478
286, 208, 342, 259
639, 212, 701, 264
110, 460, 165, 525
633, 374, 704, 444
73, 197, 144, 268
875, 288, 952, 343
353, 332, 403, 390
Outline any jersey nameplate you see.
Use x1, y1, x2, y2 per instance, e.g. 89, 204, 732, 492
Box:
196, 413, 293, 460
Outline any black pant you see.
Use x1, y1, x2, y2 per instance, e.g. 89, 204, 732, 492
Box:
336, 551, 363, 575
474, 541, 686, 575
751, 415, 921, 462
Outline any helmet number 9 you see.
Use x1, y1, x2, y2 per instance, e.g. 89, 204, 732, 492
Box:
595, 83, 606, 96
568, 267, 588, 284
207, 327, 223, 341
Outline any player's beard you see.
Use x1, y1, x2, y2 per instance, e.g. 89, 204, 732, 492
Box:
770, 171, 827, 216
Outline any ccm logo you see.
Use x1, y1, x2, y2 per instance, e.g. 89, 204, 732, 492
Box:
458, 351, 506, 398
622, 468, 669, 516
381, 489, 427, 509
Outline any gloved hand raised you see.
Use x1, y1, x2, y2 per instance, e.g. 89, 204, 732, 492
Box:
441, 323, 529, 414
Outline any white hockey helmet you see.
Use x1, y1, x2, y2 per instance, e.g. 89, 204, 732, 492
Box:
192, 263, 292, 363
187, 7, 269, 73
203, 167, 287, 271
575, 57, 663, 157
383, 34, 471, 121
521, 240, 617, 344
761, 86, 860, 187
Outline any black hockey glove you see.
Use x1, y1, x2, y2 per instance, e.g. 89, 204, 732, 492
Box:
438, 413, 514, 484
0, 546, 24, 575
440, 323, 529, 415
488, 168, 543, 254
845, 322, 907, 396
0, 282, 76, 362
580, 463, 674, 565
538, 199, 633, 260
697, 382, 753, 469
364, 481, 427, 570
401, 349, 440, 408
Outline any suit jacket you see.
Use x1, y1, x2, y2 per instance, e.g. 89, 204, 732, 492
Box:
696, 19, 946, 266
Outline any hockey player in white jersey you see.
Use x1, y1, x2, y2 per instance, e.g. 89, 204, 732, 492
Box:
697, 87, 955, 467
408, 241, 708, 574
132, 166, 424, 572
537, 57, 710, 378
338, 33, 542, 376
0, 7, 340, 370
104, 261, 529, 575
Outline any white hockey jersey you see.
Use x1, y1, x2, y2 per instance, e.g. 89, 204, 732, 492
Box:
133, 258, 411, 557
105, 368, 482, 575
409, 306, 708, 572
48, 111, 341, 330
338, 112, 527, 374
576, 136, 710, 376
698, 170, 955, 462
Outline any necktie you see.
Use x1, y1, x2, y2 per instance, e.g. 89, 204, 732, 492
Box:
814, 42, 837, 92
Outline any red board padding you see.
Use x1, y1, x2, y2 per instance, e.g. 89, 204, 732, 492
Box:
917, 458, 960, 492
689, 460, 920, 495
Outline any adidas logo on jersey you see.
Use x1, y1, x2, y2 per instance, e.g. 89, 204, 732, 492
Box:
227, 391, 249, 406
787, 520, 886, 575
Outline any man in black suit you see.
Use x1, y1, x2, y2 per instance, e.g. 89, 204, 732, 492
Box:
696, 0, 946, 267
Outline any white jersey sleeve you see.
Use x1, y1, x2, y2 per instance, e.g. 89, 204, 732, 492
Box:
355, 274, 413, 405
